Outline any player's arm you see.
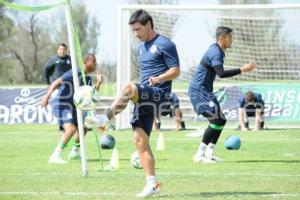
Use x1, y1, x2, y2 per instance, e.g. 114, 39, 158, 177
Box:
238, 107, 247, 130
94, 71, 102, 91
41, 78, 63, 107
149, 67, 180, 86
214, 63, 257, 78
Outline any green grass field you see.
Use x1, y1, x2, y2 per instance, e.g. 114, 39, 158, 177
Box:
0, 124, 299, 200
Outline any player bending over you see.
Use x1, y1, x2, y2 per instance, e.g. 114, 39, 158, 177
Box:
238, 90, 265, 131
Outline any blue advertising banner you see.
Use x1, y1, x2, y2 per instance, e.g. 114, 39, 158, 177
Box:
0, 88, 56, 124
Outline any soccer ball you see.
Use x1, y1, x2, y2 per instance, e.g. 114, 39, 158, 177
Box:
73, 85, 100, 111
224, 135, 241, 150
100, 134, 116, 149
130, 151, 142, 169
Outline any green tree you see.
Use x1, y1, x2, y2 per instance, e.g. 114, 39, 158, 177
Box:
0, 2, 16, 84
55, 1, 101, 54
0, 1, 101, 84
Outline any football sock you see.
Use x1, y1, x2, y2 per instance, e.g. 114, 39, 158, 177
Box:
206, 143, 216, 157
245, 122, 249, 129
260, 121, 264, 129
202, 126, 216, 145
146, 176, 157, 186
211, 130, 222, 144
74, 142, 80, 150
196, 142, 207, 157
180, 121, 186, 129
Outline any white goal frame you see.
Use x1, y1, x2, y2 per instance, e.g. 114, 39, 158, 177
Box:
116, 3, 300, 130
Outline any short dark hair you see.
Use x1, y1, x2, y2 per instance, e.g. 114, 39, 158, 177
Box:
128, 9, 153, 28
57, 43, 67, 49
216, 26, 233, 40
245, 91, 255, 102
83, 53, 96, 64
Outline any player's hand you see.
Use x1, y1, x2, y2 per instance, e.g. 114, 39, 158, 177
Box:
149, 76, 162, 86
240, 62, 257, 73
40, 95, 49, 107
96, 71, 102, 84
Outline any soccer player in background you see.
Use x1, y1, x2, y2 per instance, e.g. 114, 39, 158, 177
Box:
86, 9, 180, 197
41, 53, 102, 164
153, 92, 186, 131
238, 90, 265, 131
43, 43, 72, 85
188, 26, 257, 163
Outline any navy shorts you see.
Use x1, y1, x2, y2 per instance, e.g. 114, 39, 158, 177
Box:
53, 104, 87, 131
131, 84, 171, 135
188, 86, 221, 115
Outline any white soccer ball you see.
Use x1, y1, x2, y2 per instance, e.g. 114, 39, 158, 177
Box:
130, 151, 142, 169
73, 85, 100, 111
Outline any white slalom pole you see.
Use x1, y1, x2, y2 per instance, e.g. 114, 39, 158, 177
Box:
64, 2, 88, 177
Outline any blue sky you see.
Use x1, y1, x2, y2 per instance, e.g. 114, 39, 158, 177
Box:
13, 0, 300, 63
84, 0, 300, 63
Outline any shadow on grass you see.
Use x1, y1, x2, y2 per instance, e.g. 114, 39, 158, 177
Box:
159, 191, 289, 198
233, 160, 300, 163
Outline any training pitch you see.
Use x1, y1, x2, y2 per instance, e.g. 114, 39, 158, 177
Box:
0, 124, 299, 200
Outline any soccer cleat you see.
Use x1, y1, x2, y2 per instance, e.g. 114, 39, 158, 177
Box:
202, 155, 224, 163
48, 154, 68, 164
136, 182, 161, 198
68, 148, 81, 160
84, 114, 109, 129
193, 152, 205, 163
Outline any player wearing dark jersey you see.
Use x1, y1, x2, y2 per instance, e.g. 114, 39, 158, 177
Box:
43, 43, 72, 85
85, 10, 180, 197
238, 91, 265, 131
41, 54, 101, 164
188, 26, 257, 163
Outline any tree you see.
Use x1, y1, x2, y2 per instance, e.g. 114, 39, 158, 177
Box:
8, 14, 54, 83
55, 1, 101, 55
0, 1, 101, 84
0, 2, 16, 84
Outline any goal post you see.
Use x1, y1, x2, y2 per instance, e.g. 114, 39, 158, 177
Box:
117, 4, 300, 129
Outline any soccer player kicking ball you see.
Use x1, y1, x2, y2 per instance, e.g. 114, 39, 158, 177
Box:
86, 10, 180, 197
188, 26, 257, 163
41, 53, 101, 164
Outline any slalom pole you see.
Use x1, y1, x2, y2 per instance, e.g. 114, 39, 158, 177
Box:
64, 0, 88, 177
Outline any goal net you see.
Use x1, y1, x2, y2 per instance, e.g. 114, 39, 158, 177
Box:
117, 4, 300, 129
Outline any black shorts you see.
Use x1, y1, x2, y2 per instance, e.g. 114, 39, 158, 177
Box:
130, 83, 170, 136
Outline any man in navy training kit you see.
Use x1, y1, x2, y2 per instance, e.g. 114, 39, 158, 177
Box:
153, 92, 186, 131
238, 90, 265, 131
86, 9, 180, 197
188, 26, 257, 163
41, 53, 102, 164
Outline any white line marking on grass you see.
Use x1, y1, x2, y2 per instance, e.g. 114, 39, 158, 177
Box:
2, 171, 300, 178
1, 191, 299, 198
0, 192, 58, 195
0, 191, 131, 196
